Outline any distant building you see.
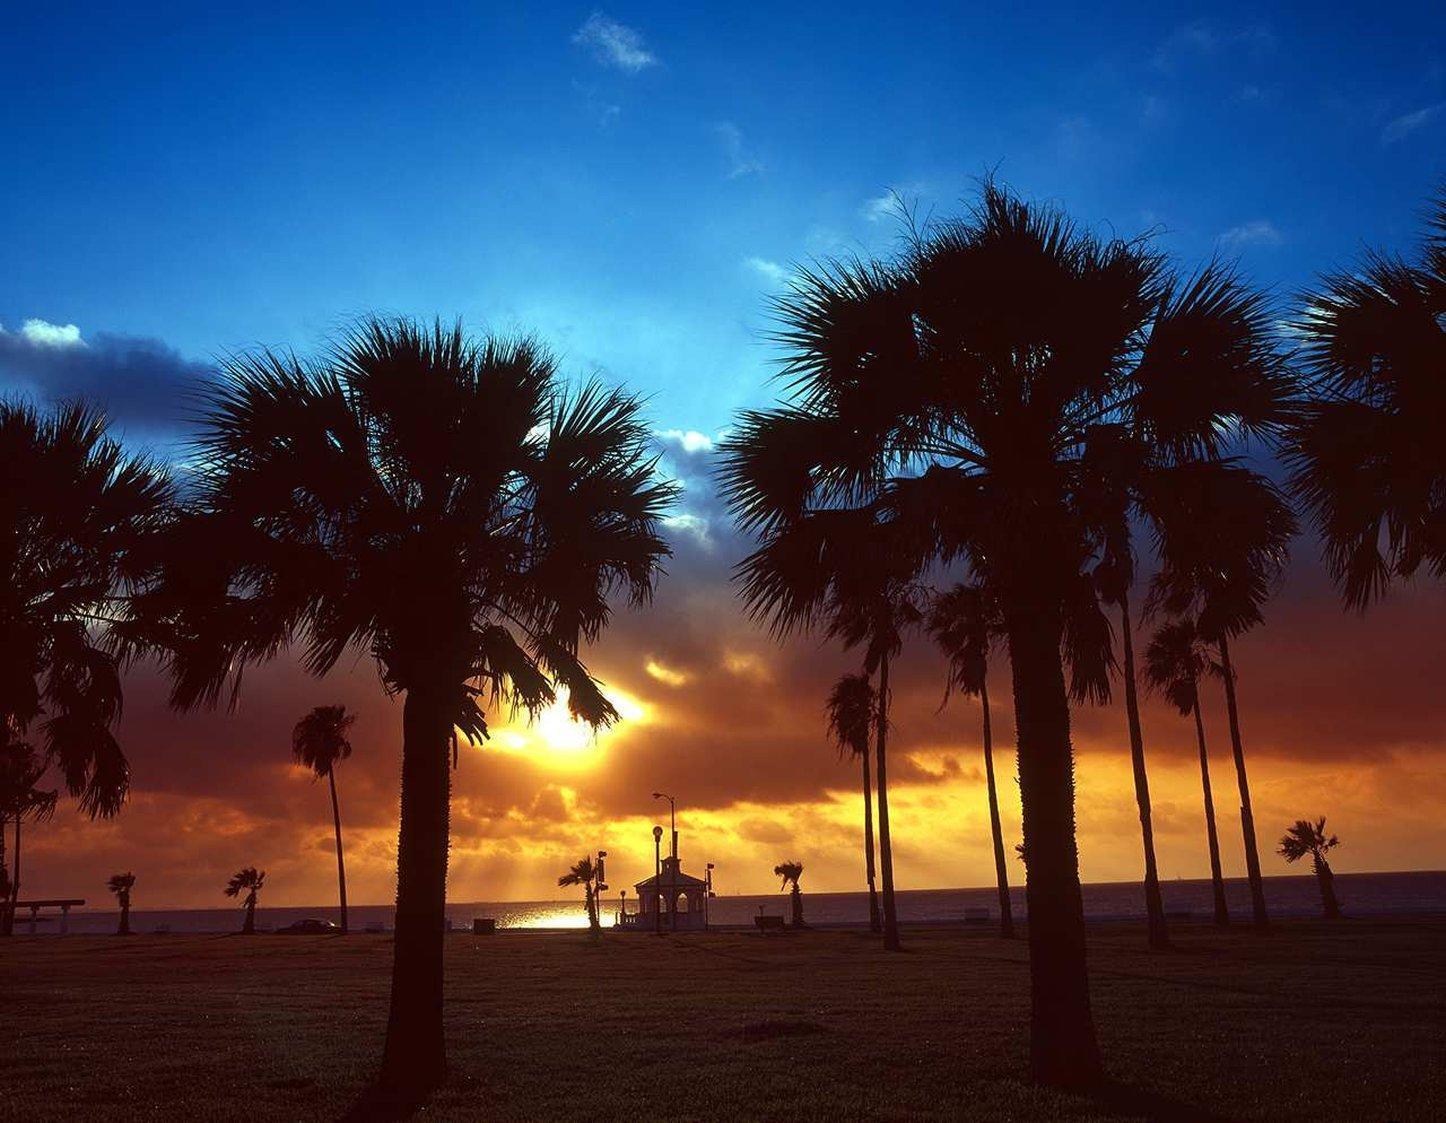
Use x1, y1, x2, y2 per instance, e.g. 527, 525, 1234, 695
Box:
617, 856, 709, 930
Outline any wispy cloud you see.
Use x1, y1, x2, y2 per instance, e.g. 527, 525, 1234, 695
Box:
12, 318, 84, 348
716, 122, 763, 178
572, 12, 657, 73
743, 256, 787, 286
862, 193, 900, 222
1220, 219, 1283, 248
1382, 103, 1443, 144
1153, 20, 1274, 71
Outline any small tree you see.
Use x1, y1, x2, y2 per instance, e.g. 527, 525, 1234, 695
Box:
225, 867, 266, 934
1278, 818, 1342, 919
292, 705, 356, 933
108, 872, 136, 935
774, 861, 806, 927
558, 856, 602, 937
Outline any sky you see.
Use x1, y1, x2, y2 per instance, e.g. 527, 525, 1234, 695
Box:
2, 4, 1444, 909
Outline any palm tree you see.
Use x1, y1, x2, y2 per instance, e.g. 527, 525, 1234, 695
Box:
0, 402, 171, 825
108, 872, 136, 935
1143, 619, 1228, 926
558, 856, 603, 937
1286, 189, 1446, 609
1278, 817, 1342, 919
225, 867, 266, 934
928, 584, 1017, 939
138, 317, 674, 1097
0, 733, 59, 936
774, 861, 806, 927
720, 183, 1293, 1086
826, 673, 881, 933
292, 705, 356, 933
1148, 464, 1297, 930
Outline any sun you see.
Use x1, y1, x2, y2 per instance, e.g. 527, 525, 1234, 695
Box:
484, 687, 650, 766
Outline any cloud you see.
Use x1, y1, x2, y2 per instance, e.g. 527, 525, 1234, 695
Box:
658, 428, 715, 454
715, 122, 763, 178
743, 256, 787, 286
862, 194, 899, 223
1382, 104, 1443, 144
1153, 21, 1274, 71
1220, 219, 1283, 248
0, 320, 209, 432
572, 13, 657, 73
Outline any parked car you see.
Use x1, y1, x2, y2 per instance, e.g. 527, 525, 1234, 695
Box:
276, 918, 340, 934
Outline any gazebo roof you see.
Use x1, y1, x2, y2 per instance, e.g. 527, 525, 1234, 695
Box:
634, 857, 707, 891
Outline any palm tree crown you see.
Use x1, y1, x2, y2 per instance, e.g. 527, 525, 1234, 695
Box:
1142, 618, 1213, 716
825, 674, 874, 760
0, 402, 171, 817
1278, 818, 1340, 865
774, 861, 804, 891
557, 856, 599, 889
1287, 189, 1446, 607
292, 705, 355, 777
225, 867, 265, 900
107, 871, 136, 898
0, 733, 59, 826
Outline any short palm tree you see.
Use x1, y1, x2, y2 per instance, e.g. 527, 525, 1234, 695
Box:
108, 872, 136, 935
139, 317, 673, 1097
826, 673, 881, 933
1287, 188, 1446, 608
1143, 618, 1228, 925
0, 402, 171, 822
1278, 817, 1342, 919
292, 705, 356, 933
720, 184, 1293, 1086
774, 861, 806, 927
558, 856, 603, 937
225, 867, 266, 934
928, 584, 1015, 939
0, 733, 59, 936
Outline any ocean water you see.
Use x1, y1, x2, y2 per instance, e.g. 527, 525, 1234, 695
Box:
19, 869, 1445, 935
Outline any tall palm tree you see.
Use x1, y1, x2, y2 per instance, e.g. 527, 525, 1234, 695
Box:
225, 867, 265, 934
826, 673, 881, 933
292, 705, 356, 933
0, 733, 59, 936
0, 402, 171, 825
774, 860, 805, 927
1287, 189, 1446, 609
557, 856, 602, 937
1148, 464, 1297, 930
1278, 817, 1342, 919
138, 317, 673, 1097
927, 584, 1015, 938
720, 183, 1293, 1086
108, 872, 136, 935
1143, 618, 1228, 926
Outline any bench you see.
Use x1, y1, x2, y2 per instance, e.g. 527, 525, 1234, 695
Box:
754, 915, 787, 935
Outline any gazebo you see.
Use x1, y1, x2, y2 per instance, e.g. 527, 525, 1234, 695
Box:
621, 856, 709, 931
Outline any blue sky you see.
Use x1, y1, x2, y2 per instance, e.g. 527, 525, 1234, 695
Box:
2, 3, 1443, 441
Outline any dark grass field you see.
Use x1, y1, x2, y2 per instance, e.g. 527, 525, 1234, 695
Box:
3, 917, 1444, 1121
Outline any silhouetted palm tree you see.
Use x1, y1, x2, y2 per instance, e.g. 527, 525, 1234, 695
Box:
1149, 464, 1297, 930
826, 673, 881, 933
558, 856, 603, 937
720, 184, 1293, 1086
1143, 619, 1228, 925
1287, 189, 1446, 608
0, 733, 58, 936
774, 861, 805, 927
108, 872, 136, 935
292, 705, 356, 933
1278, 817, 1342, 919
225, 867, 266, 934
138, 317, 673, 1097
928, 584, 1014, 939
0, 402, 171, 823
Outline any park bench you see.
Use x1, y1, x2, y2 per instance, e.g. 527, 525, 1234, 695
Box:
754, 915, 787, 935
12, 899, 85, 935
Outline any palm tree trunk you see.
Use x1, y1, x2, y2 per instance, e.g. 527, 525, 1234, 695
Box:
11, 816, 21, 930
790, 885, 805, 927
0, 813, 10, 937
242, 897, 255, 935
1191, 696, 1229, 926
1217, 634, 1268, 929
980, 679, 1014, 939
379, 683, 452, 1097
860, 745, 881, 933
1315, 856, 1341, 919
874, 653, 901, 951
1004, 599, 1102, 1088
328, 767, 349, 934
118, 897, 131, 936
1119, 596, 1169, 950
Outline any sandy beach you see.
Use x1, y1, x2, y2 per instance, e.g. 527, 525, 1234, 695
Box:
4, 916, 1443, 1121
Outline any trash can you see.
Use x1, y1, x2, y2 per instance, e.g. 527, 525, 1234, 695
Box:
473, 918, 496, 934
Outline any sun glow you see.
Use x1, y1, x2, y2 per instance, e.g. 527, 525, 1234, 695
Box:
485, 687, 650, 766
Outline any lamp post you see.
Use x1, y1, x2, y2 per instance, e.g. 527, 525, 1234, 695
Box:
705, 862, 715, 929
652, 825, 663, 935
653, 792, 677, 931
595, 850, 608, 932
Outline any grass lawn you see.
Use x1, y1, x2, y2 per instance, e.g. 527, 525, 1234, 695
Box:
2, 916, 1443, 1121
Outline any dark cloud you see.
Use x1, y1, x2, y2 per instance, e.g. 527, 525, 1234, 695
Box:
0, 320, 209, 433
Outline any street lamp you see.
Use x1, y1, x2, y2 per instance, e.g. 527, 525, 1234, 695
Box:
596, 850, 608, 930
653, 792, 677, 931
652, 825, 663, 935
705, 862, 716, 929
